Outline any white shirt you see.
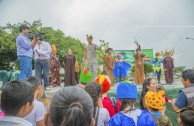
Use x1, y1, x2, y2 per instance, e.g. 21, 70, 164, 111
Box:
0, 116, 32, 126
96, 108, 110, 126
34, 41, 51, 60
24, 99, 46, 126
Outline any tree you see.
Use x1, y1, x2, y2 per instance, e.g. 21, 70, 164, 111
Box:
174, 66, 186, 73
0, 20, 85, 70
130, 63, 154, 77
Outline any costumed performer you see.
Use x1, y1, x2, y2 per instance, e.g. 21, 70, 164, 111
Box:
162, 49, 174, 84
104, 48, 114, 84
113, 54, 131, 83
63, 48, 76, 86
50, 44, 61, 86
133, 42, 145, 84
148, 52, 163, 84
84, 34, 101, 80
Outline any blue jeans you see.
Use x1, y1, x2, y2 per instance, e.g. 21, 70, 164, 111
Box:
18, 56, 32, 80
35, 60, 50, 87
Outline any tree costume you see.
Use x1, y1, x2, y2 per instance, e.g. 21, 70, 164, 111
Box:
84, 35, 100, 80
148, 52, 163, 84
162, 49, 174, 84
113, 54, 131, 83
63, 54, 76, 86
50, 45, 61, 86
104, 48, 114, 84
133, 42, 145, 84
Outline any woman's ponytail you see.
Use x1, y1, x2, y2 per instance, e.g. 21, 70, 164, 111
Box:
61, 102, 87, 126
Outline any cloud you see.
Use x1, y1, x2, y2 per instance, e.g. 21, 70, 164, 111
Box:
0, 0, 194, 68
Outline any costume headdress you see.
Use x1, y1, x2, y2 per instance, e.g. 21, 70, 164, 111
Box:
51, 44, 57, 53
116, 82, 138, 99
86, 34, 93, 39
106, 48, 113, 53
95, 75, 111, 94
161, 48, 174, 57
80, 70, 93, 84
145, 91, 165, 110
135, 41, 141, 51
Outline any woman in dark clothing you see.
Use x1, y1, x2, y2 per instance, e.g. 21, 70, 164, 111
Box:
63, 48, 76, 86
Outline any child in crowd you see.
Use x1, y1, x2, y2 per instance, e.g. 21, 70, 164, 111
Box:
0, 80, 34, 126
156, 84, 172, 103
50, 86, 94, 126
177, 107, 194, 126
77, 69, 93, 89
95, 75, 121, 118
24, 76, 46, 126
145, 91, 173, 126
85, 82, 110, 126
108, 82, 156, 126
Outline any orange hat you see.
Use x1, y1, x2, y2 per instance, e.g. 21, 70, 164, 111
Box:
95, 75, 111, 94
52, 44, 57, 53
145, 91, 165, 110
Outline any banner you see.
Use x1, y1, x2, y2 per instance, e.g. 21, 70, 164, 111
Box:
114, 49, 154, 64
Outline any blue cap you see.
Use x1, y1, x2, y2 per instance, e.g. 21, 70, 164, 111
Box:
116, 82, 138, 99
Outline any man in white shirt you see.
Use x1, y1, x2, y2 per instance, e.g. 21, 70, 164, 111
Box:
34, 38, 51, 90
0, 80, 34, 126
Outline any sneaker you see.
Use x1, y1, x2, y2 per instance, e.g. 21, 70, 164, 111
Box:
45, 86, 51, 91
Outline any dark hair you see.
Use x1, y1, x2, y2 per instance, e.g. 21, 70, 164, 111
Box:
119, 99, 135, 111
180, 107, 194, 126
27, 76, 41, 92
19, 24, 29, 32
182, 69, 194, 83
1, 80, 34, 116
140, 78, 153, 109
85, 82, 102, 117
50, 86, 94, 126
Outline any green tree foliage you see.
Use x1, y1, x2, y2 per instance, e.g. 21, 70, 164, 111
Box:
174, 66, 186, 73
0, 20, 85, 70
130, 63, 154, 77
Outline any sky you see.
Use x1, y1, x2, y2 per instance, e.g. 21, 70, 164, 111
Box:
0, 0, 194, 68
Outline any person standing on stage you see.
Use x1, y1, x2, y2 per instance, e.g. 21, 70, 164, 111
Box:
16, 24, 38, 80
50, 45, 61, 86
104, 48, 114, 84
34, 36, 51, 90
113, 54, 131, 83
84, 34, 100, 80
148, 52, 163, 84
75, 59, 79, 84
163, 51, 174, 84
63, 48, 76, 86
133, 42, 145, 84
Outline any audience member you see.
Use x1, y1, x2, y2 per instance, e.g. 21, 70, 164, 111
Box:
171, 69, 194, 112
140, 78, 157, 109
78, 69, 93, 89
24, 76, 46, 126
85, 82, 110, 126
0, 80, 34, 126
95, 75, 120, 118
108, 82, 156, 126
50, 86, 94, 126
145, 91, 173, 126
177, 107, 194, 126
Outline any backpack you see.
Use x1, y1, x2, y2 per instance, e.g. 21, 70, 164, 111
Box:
109, 97, 119, 113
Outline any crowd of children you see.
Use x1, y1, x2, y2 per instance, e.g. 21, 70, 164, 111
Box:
0, 69, 194, 126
